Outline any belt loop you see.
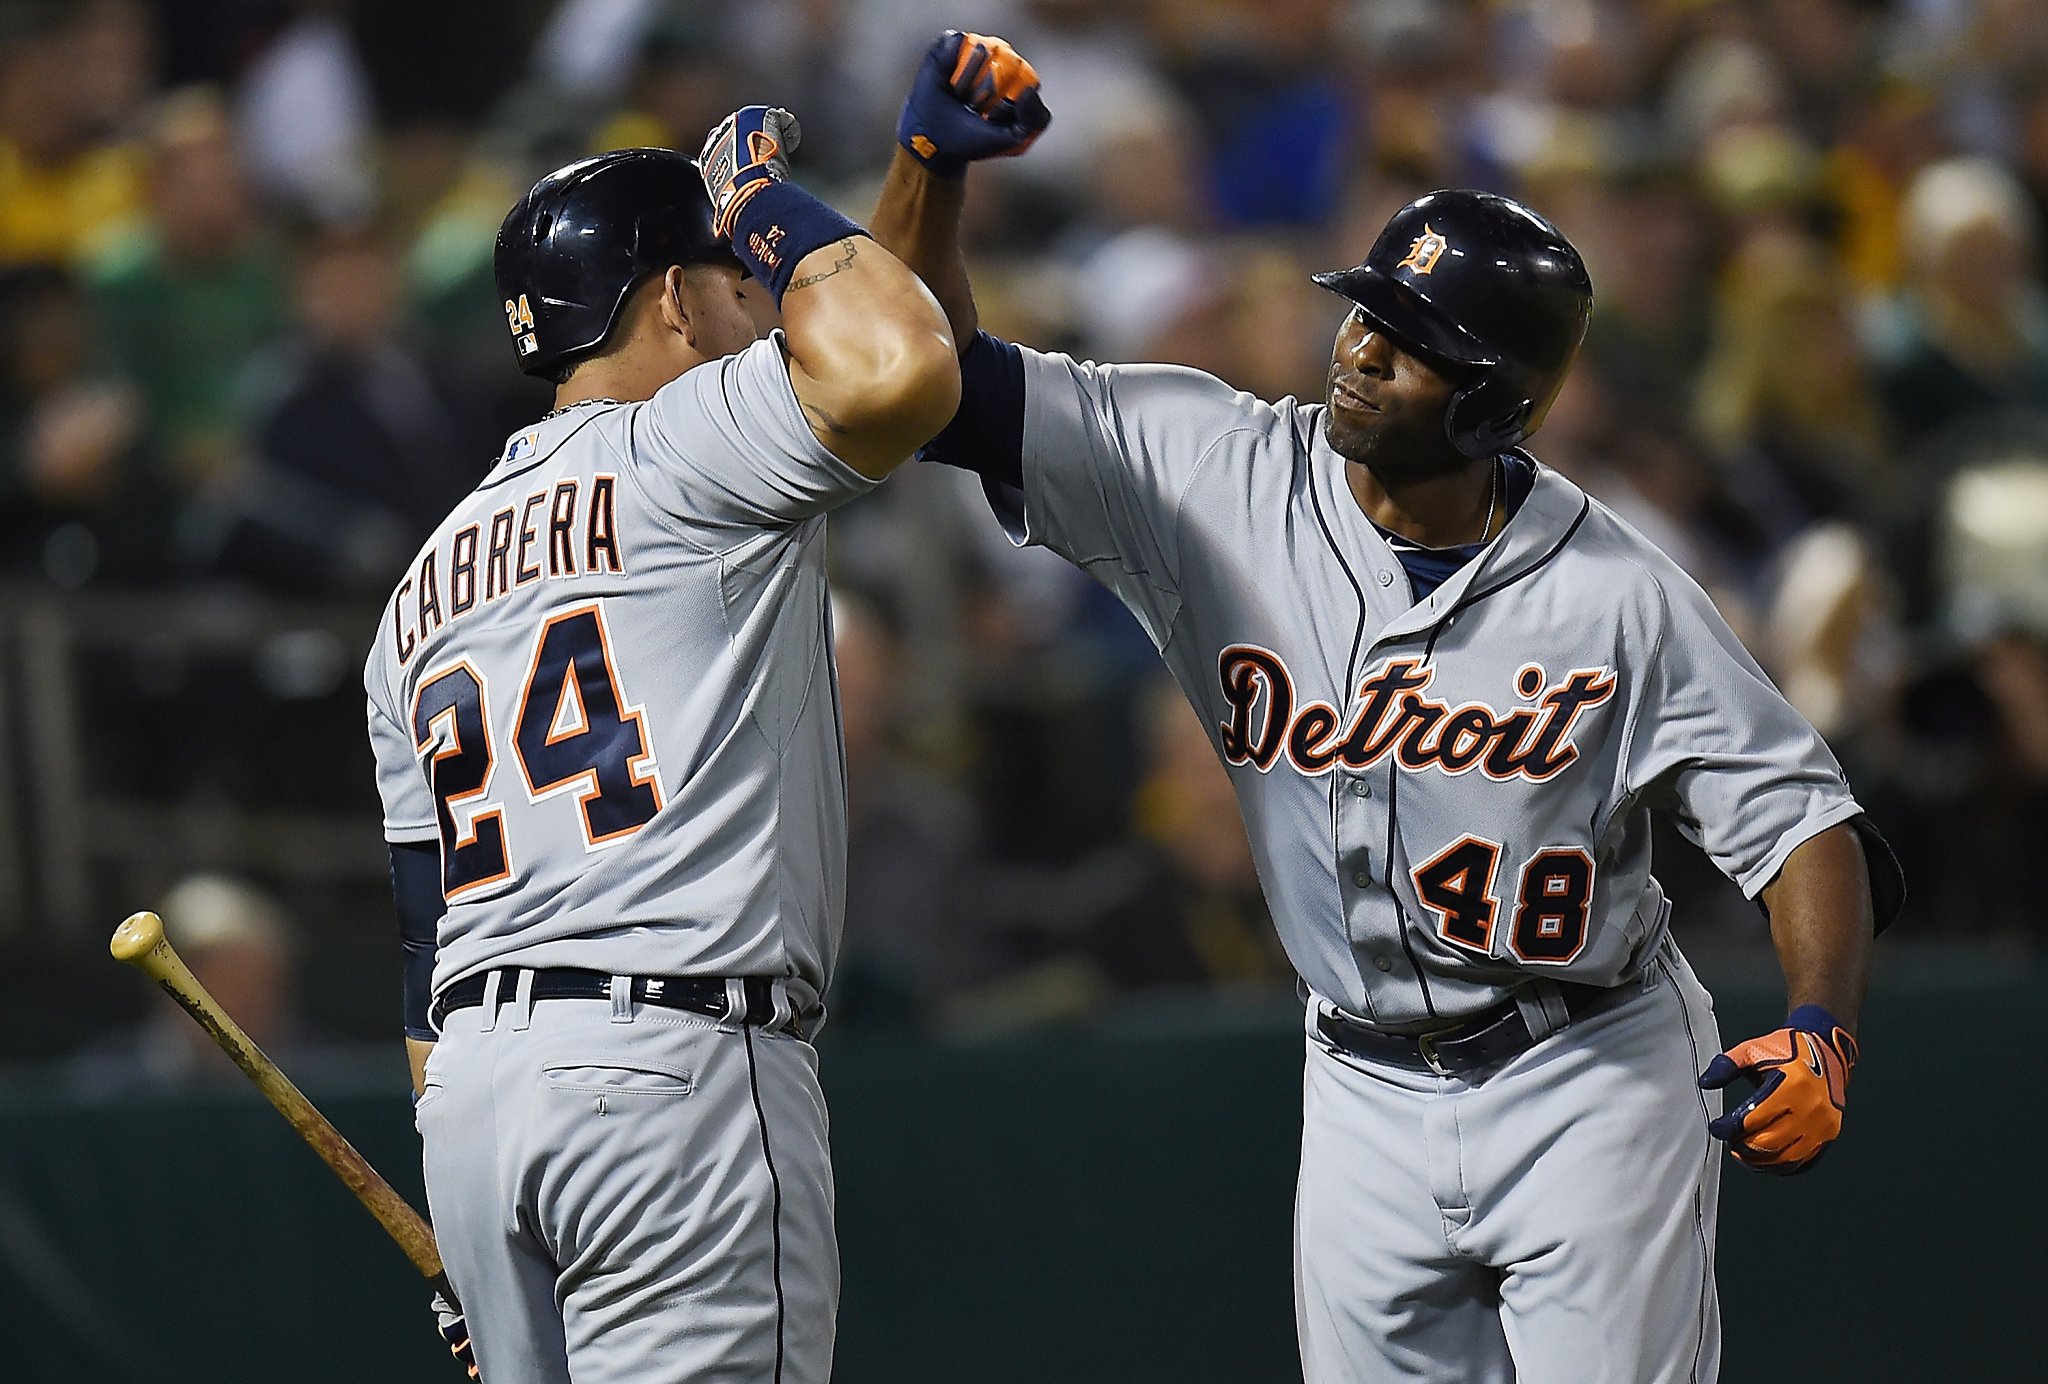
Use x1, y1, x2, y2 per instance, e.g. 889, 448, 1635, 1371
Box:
719, 978, 747, 1032
1515, 980, 1571, 1043
478, 970, 504, 1033
767, 979, 795, 1034
509, 968, 536, 1031
610, 974, 633, 1024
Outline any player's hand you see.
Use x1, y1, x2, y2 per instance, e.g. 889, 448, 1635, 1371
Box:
699, 105, 802, 239
1698, 1004, 1858, 1175
430, 1288, 480, 1380
897, 30, 1051, 177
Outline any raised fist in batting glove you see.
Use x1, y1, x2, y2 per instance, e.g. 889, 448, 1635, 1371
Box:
898, 30, 1051, 176
700, 105, 801, 238
431, 1287, 480, 1380
1699, 1004, 1858, 1175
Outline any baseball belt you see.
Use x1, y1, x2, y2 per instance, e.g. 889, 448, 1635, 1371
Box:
1316, 981, 1633, 1077
430, 969, 793, 1034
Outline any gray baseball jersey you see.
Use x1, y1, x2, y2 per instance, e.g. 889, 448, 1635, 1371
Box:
971, 345, 1869, 1379
983, 349, 1863, 1029
368, 332, 872, 1383
365, 332, 879, 1018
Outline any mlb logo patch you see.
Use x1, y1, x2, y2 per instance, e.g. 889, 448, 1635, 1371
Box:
505, 431, 538, 464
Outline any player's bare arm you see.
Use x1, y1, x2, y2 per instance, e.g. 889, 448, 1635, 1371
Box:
871, 148, 978, 345
1758, 822, 1874, 1027
698, 105, 959, 480
776, 231, 958, 476
1696, 821, 1878, 1176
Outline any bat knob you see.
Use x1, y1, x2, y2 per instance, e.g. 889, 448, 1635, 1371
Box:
110, 910, 166, 963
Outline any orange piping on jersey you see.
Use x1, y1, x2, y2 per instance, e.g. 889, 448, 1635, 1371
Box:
450, 525, 481, 616
509, 601, 663, 848
546, 480, 580, 578
393, 578, 416, 665
415, 549, 444, 648
586, 476, 623, 574
411, 659, 512, 899
484, 508, 515, 601
513, 493, 547, 586
1506, 846, 1596, 965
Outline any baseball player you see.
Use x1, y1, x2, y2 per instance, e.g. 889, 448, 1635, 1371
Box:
364, 113, 958, 1382
879, 31, 1902, 1382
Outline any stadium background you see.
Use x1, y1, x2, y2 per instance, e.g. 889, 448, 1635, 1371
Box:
0, 0, 2040, 1378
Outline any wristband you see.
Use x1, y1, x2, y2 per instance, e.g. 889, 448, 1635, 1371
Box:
725, 181, 869, 306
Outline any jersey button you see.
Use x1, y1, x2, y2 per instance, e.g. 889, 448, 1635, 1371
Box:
1373, 956, 1395, 973
1352, 870, 1371, 888
1376, 570, 1394, 587
1351, 780, 1371, 798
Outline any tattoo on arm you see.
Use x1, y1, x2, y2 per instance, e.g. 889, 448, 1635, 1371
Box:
801, 399, 851, 436
788, 238, 861, 292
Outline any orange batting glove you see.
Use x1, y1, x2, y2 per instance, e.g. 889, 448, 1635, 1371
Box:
1699, 1004, 1858, 1175
431, 1286, 480, 1380
897, 30, 1051, 176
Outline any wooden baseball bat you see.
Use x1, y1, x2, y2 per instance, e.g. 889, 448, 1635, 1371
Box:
109, 909, 459, 1307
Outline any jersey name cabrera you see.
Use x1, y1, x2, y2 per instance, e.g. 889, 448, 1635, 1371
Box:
364, 335, 880, 1009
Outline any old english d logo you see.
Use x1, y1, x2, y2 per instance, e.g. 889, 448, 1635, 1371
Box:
1398, 225, 1448, 275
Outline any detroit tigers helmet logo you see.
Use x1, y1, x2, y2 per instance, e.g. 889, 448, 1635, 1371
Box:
1397, 225, 1448, 275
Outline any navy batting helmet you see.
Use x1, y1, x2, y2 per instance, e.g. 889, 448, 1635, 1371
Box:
493, 148, 742, 379
1314, 189, 1593, 459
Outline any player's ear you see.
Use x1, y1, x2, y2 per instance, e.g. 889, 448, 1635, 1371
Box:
658, 265, 696, 347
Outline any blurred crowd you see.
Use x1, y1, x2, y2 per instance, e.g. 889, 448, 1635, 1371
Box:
4, 0, 2047, 1050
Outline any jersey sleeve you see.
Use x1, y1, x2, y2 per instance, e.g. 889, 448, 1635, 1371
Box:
985, 346, 1272, 646
629, 330, 884, 530
1619, 567, 1864, 899
364, 647, 437, 845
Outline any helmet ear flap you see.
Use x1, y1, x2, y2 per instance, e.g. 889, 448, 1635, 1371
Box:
1444, 374, 1534, 458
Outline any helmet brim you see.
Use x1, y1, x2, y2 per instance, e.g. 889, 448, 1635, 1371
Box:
1312, 265, 1500, 370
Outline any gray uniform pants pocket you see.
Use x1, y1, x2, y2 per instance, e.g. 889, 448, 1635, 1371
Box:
421, 1003, 837, 1384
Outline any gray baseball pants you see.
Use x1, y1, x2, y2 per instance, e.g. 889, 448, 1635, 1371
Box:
416, 974, 835, 1383
1296, 943, 1725, 1382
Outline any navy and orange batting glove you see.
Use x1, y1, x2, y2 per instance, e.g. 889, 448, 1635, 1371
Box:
1699, 1004, 1858, 1176
699, 105, 801, 239
431, 1287, 480, 1380
897, 30, 1051, 176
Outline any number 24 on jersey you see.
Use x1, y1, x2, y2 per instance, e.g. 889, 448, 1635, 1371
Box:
411, 602, 660, 900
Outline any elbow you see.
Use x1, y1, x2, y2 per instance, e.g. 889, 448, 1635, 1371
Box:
859, 323, 962, 450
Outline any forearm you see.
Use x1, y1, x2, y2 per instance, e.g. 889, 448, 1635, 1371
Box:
1758, 823, 1874, 1028
870, 148, 978, 348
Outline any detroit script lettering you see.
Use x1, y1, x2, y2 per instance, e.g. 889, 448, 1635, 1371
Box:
1216, 646, 1617, 781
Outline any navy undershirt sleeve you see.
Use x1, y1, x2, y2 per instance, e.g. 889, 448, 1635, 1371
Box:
917, 330, 1025, 489
390, 840, 442, 1041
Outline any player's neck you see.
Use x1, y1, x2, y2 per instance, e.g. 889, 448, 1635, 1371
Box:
552, 348, 706, 412
1345, 457, 1500, 549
